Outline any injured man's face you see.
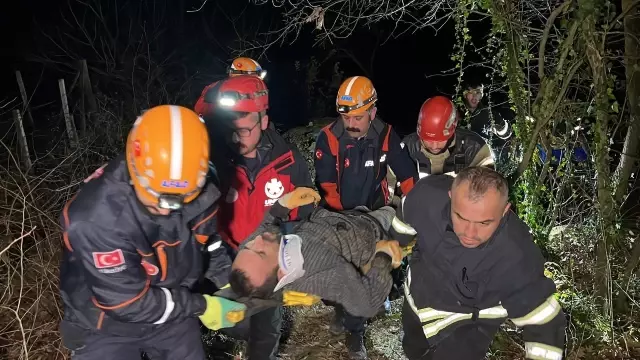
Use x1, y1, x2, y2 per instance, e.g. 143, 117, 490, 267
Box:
230, 231, 282, 298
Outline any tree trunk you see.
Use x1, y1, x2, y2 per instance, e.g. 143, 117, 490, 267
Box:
614, 0, 640, 205
580, 0, 615, 312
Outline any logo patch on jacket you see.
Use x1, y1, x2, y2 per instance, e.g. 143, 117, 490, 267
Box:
141, 260, 159, 276
265, 178, 285, 200
315, 149, 323, 160
92, 249, 127, 273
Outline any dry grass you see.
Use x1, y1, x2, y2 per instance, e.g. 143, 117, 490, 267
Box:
0, 146, 78, 360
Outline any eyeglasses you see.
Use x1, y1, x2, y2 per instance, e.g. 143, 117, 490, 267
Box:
336, 94, 377, 114
232, 119, 261, 138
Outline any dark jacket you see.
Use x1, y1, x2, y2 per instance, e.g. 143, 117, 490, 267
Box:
244, 203, 396, 318
59, 155, 219, 336
390, 175, 566, 357
402, 128, 494, 178
465, 103, 513, 148
314, 117, 417, 211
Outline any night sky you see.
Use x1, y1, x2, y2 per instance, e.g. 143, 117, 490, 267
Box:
1, 0, 491, 137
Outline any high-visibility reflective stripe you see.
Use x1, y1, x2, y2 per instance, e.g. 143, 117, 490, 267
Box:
511, 295, 561, 327
344, 76, 359, 95
153, 287, 175, 324
169, 106, 183, 180
207, 240, 222, 252
392, 217, 417, 235
419, 171, 429, 179
404, 267, 508, 338
525, 342, 563, 360
495, 122, 509, 137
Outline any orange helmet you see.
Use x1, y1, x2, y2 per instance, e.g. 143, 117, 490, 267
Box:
229, 57, 266, 79
336, 76, 377, 115
417, 96, 458, 142
126, 105, 210, 210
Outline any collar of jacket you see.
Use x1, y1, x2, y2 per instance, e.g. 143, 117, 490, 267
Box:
330, 116, 386, 141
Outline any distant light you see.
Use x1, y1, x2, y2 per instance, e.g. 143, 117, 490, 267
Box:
219, 97, 236, 107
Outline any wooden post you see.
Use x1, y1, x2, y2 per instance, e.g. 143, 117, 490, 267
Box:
12, 110, 32, 171
80, 60, 97, 129
59, 79, 78, 148
15, 71, 34, 128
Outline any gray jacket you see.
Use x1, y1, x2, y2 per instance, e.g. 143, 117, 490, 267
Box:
247, 204, 396, 318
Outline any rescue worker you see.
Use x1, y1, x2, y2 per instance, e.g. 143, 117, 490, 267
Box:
58, 105, 247, 359
390, 167, 566, 360
229, 187, 403, 360
313, 75, 418, 355
194, 75, 313, 359
314, 76, 418, 211
462, 82, 513, 162
402, 96, 494, 178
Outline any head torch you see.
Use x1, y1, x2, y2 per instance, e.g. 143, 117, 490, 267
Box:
336, 94, 377, 114
218, 89, 268, 108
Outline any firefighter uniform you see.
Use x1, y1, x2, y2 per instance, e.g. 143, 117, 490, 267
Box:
314, 117, 417, 211
391, 175, 566, 360
402, 128, 494, 178
59, 155, 220, 359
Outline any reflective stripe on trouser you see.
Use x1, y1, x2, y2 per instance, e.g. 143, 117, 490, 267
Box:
525, 342, 563, 360
403, 267, 508, 339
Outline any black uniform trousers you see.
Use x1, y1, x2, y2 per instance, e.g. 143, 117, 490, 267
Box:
221, 305, 283, 360
401, 300, 499, 360
324, 300, 367, 334
61, 317, 205, 360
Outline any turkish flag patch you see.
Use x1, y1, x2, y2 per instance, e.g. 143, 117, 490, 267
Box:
92, 249, 125, 269
141, 260, 159, 276
315, 149, 323, 160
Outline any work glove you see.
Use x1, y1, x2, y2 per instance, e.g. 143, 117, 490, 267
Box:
402, 239, 417, 257
278, 187, 321, 209
375, 240, 403, 268
282, 290, 321, 307
198, 295, 247, 330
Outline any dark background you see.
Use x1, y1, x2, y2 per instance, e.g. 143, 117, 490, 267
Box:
0, 0, 491, 137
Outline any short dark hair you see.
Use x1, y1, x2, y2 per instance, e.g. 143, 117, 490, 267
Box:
452, 167, 508, 202
230, 268, 279, 299
229, 269, 255, 298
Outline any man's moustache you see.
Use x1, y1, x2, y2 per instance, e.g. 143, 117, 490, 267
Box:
346, 127, 360, 132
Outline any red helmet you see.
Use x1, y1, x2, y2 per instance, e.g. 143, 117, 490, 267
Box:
199, 75, 269, 116
417, 96, 458, 142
